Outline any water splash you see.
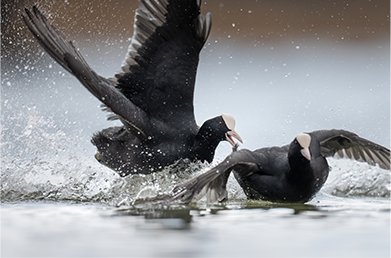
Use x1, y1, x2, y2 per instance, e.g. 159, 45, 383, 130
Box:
322, 158, 390, 198
1, 107, 210, 205
2, 108, 389, 207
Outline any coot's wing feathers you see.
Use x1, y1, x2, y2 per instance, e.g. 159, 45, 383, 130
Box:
310, 129, 390, 170
22, 7, 150, 138
171, 149, 259, 204
22, 7, 78, 75
112, 0, 212, 120
171, 165, 231, 204
114, 0, 212, 79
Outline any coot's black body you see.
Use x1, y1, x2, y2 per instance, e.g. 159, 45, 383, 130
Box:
22, 1, 242, 176
170, 129, 390, 203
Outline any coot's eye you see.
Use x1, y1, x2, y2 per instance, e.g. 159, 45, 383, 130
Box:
219, 122, 223, 126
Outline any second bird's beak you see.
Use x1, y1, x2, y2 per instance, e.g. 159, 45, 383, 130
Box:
226, 130, 243, 147
300, 148, 311, 161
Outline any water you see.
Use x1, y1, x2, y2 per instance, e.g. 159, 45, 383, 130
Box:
1, 6, 390, 257
1, 198, 390, 257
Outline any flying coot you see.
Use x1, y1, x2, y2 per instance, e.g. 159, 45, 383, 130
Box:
169, 129, 390, 203
22, 1, 242, 176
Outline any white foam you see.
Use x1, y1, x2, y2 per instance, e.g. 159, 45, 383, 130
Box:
322, 158, 390, 198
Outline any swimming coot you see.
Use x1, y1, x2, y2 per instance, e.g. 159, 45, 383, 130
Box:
170, 129, 390, 203
22, 1, 242, 176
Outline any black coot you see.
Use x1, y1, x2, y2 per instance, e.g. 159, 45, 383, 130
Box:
22, 1, 242, 176
170, 129, 390, 203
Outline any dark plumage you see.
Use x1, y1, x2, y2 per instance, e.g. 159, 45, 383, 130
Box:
22, 1, 242, 176
169, 129, 390, 204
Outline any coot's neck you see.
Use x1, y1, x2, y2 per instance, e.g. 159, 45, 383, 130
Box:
191, 125, 224, 163
287, 155, 314, 183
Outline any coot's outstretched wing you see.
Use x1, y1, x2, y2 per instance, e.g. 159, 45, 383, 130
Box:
113, 0, 212, 121
22, 7, 149, 138
22, 1, 213, 135
171, 149, 259, 204
310, 129, 390, 170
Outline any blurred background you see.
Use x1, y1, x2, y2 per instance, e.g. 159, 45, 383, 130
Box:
2, 0, 390, 159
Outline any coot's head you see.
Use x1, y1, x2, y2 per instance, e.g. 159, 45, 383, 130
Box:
289, 133, 312, 161
200, 114, 243, 146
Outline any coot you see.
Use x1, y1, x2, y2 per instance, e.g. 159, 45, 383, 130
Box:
170, 129, 390, 203
22, 1, 242, 176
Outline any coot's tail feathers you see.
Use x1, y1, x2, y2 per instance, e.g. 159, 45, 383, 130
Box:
22, 7, 149, 138
311, 129, 390, 170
